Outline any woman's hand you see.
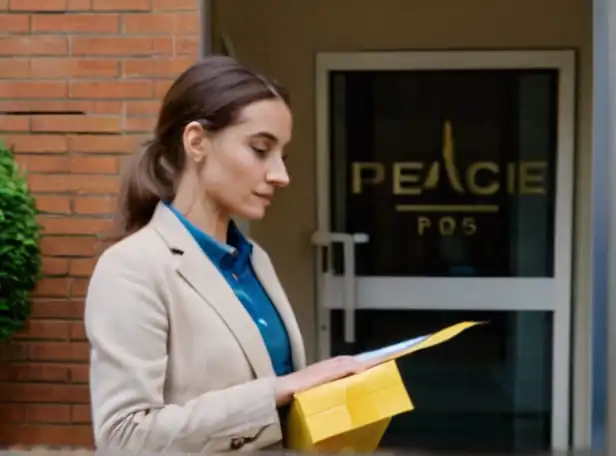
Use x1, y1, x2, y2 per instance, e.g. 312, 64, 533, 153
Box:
274, 356, 368, 407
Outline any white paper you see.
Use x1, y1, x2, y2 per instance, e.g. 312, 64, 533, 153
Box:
354, 335, 428, 363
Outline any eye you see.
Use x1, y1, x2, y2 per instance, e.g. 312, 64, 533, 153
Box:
251, 146, 268, 155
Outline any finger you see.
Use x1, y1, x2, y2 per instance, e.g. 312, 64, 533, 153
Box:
335, 358, 365, 376
330, 355, 355, 365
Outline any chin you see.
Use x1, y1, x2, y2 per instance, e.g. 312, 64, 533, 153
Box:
235, 205, 267, 221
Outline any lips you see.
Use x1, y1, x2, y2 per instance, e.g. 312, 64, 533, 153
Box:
254, 192, 273, 203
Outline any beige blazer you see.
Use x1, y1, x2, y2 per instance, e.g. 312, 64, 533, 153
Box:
85, 202, 307, 453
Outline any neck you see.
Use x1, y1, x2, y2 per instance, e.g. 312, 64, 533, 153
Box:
173, 183, 230, 244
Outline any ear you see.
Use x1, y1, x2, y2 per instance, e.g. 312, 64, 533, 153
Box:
182, 121, 209, 164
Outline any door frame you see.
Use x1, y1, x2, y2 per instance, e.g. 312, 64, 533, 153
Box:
314, 50, 576, 451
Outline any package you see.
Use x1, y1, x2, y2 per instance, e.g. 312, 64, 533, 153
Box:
286, 321, 482, 453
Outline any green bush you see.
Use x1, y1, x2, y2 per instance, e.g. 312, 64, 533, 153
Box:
0, 141, 42, 341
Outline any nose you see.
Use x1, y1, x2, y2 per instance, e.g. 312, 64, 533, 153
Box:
266, 156, 290, 188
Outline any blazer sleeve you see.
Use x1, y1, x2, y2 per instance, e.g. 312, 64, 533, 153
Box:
84, 240, 281, 453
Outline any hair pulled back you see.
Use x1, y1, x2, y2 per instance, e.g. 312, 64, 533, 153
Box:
112, 55, 290, 241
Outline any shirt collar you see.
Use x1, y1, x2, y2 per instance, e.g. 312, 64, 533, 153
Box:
165, 202, 253, 268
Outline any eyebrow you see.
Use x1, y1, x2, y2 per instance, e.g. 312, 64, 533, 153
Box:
251, 131, 279, 143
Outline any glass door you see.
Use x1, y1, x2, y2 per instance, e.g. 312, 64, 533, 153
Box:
313, 51, 575, 452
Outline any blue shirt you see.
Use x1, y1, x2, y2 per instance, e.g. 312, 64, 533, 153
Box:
166, 203, 294, 377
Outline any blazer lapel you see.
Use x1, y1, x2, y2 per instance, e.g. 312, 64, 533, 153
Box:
251, 246, 307, 371
149, 203, 276, 380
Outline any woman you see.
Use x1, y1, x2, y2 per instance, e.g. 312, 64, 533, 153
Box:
84, 56, 366, 453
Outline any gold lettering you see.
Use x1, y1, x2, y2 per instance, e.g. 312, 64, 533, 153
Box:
393, 162, 423, 195
462, 217, 477, 236
439, 217, 456, 236
352, 162, 384, 194
507, 163, 516, 194
417, 216, 431, 235
466, 162, 499, 195
415, 216, 477, 236
442, 121, 465, 193
519, 162, 547, 195
349, 159, 549, 197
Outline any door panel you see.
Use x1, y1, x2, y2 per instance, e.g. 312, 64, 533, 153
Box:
315, 51, 575, 452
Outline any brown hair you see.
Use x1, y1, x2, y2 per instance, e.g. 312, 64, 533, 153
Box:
111, 55, 290, 241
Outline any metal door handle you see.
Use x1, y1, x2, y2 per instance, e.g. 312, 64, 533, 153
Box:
311, 231, 369, 344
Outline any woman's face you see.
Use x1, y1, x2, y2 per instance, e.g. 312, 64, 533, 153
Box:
185, 98, 293, 220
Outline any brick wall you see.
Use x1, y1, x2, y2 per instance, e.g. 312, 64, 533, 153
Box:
0, 0, 199, 447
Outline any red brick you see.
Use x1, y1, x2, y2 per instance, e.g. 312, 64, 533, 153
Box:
28, 174, 71, 192
30, 58, 119, 78
0, 36, 68, 56
0, 404, 27, 422
32, 13, 119, 33
70, 278, 90, 297
69, 258, 96, 277
39, 217, 111, 235
69, 321, 86, 340
70, 156, 118, 174
14, 320, 70, 340
30, 299, 84, 320
154, 79, 173, 97
1, 363, 68, 382
0, 342, 28, 362
71, 175, 119, 194
0, 100, 122, 115
0, 424, 93, 447
123, 12, 198, 34
125, 100, 161, 116
152, 0, 195, 11
0, 59, 29, 78
0, 81, 67, 98
35, 195, 71, 214
72, 36, 173, 56
0, 116, 29, 132
125, 116, 156, 132
15, 154, 70, 173
41, 257, 70, 275
70, 81, 153, 99
0, 341, 28, 363
73, 100, 123, 114
29, 342, 89, 362
32, 115, 121, 133
32, 278, 71, 298
0, 2, 200, 445
3, 135, 67, 153
71, 404, 91, 423
40, 236, 99, 256
69, 134, 145, 153
93, 0, 149, 10
28, 404, 71, 424
0, 346, 28, 363
10, 0, 66, 9
122, 57, 193, 78
74, 196, 116, 214
176, 35, 198, 56
68, 364, 89, 383
68, 0, 90, 9
0, 14, 30, 33
0, 345, 21, 364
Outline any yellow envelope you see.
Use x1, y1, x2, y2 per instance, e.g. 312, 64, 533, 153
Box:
286, 321, 483, 453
